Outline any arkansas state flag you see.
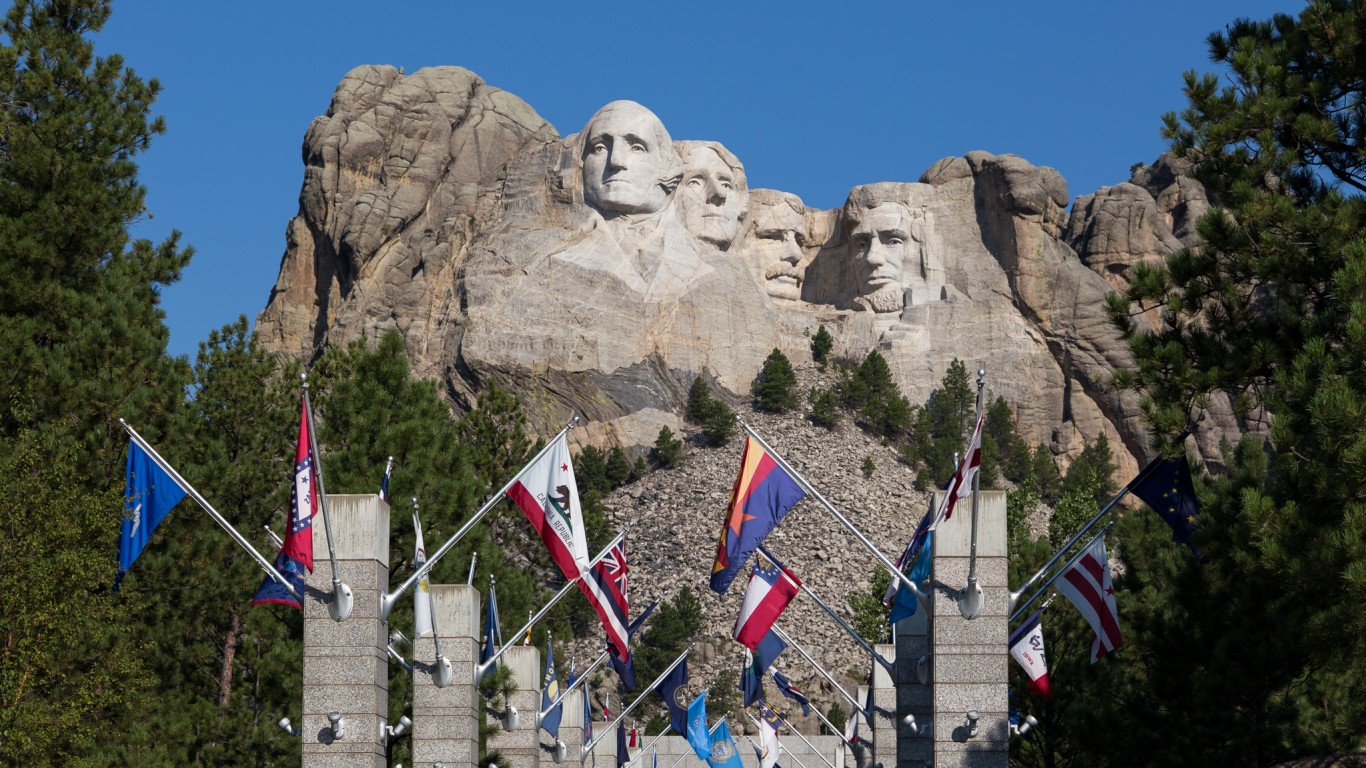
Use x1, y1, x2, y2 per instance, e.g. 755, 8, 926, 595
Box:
508, 434, 589, 582
1056, 536, 1122, 662
733, 548, 801, 649
712, 436, 806, 594
1008, 608, 1051, 696
253, 399, 317, 608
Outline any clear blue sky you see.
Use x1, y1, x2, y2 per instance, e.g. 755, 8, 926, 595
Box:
98, 1, 1299, 360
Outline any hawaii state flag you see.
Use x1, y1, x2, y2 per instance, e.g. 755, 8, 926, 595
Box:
508, 433, 589, 582
928, 408, 984, 532
253, 399, 317, 608
1056, 536, 1121, 662
581, 539, 632, 662
711, 436, 806, 594
1008, 608, 1050, 696
733, 548, 801, 649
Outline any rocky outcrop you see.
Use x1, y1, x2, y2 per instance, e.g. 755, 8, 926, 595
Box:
256, 65, 1244, 480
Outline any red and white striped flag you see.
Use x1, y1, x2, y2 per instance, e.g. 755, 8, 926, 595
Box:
1056, 536, 1121, 662
928, 408, 985, 532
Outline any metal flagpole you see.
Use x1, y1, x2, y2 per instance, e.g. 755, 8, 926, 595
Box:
380, 455, 394, 500
542, 650, 610, 717
960, 369, 987, 619
632, 722, 672, 766
467, 550, 478, 585
794, 581, 893, 672
1008, 417, 1199, 614
481, 527, 630, 675
411, 497, 451, 686
771, 624, 866, 718
301, 374, 353, 621
381, 417, 579, 621
1010, 521, 1115, 623
119, 419, 300, 601
739, 421, 929, 607
751, 709, 837, 768
583, 645, 692, 757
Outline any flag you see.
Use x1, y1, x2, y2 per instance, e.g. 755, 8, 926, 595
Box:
578, 539, 631, 661
616, 718, 629, 767
658, 657, 690, 735
628, 598, 660, 636
253, 400, 318, 608
740, 648, 763, 708
541, 639, 563, 737
707, 717, 745, 768
1056, 536, 1121, 662
686, 691, 710, 759
507, 433, 590, 581
1008, 608, 1050, 697
772, 671, 810, 716
757, 703, 782, 768
379, 457, 393, 502
733, 548, 802, 649
629, 726, 639, 748
887, 532, 933, 624
1129, 454, 1204, 559
583, 678, 593, 745
927, 408, 985, 532
711, 436, 806, 594
481, 584, 501, 668
523, 612, 533, 646
608, 643, 637, 691
118, 439, 188, 580
604, 692, 611, 722
413, 516, 433, 639
753, 630, 786, 674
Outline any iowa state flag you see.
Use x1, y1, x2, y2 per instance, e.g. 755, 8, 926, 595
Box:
508, 434, 589, 583
1008, 608, 1051, 696
253, 399, 316, 608
711, 436, 806, 594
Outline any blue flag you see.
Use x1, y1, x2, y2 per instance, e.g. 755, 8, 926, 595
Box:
707, 718, 745, 768
582, 680, 593, 745
541, 640, 563, 738
888, 531, 933, 624
616, 718, 630, 767
608, 646, 636, 691
772, 670, 810, 716
712, 437, 807, 594
754, 630, 786, 673
481, 585, 501, 670
658, 658, 689, 735
118, 440, 188, 580
686, 691, 710, 759
740, 649, 763, 708
1129, 455, 1204, 559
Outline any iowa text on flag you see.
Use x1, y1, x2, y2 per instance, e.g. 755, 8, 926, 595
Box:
1008, 608, 1050, 696
712, 436, 806, 594
733, 549, 801, 649
1129, 454, 1203, 558
928, 408, 984, 532
253, 399, 317, 608
508, 434, 590, 582
578, 539, 631, 662
1056, 536, 1121, 662
118, 440, 188, 579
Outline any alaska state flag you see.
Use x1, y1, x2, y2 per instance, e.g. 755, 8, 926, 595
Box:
1129, 454, 1204, 559
711, 436, 806, 594
252, 400, 317, 608
118, 440, 188, 579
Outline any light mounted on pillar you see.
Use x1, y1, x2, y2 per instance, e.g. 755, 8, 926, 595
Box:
277, 717, 299, 737
553, 740, 568, 763
902, 714, 931, 736
433, 654, 453, 688
327, 710, 346, 740
915, 654, 930, 686
387, 715, 412, 738
962, 710, 980, 738
1010, 714, 1038, 736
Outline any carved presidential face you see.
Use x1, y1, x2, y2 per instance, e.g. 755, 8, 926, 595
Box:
581, 102, 675, 215
677, 147, 747, 248
852, 204, 919, 313
746, 196, 807, 300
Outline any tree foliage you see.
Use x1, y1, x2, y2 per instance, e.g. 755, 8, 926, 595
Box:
751, 348, 799, 412
837, 349, 913, 439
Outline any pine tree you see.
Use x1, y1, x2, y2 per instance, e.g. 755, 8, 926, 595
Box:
605, 445, 632, 488
810, 324, 834, 366
652, 426, 683, 468
686, 376, 712, 424
808, 386, 840, 429
837, 349, 912, 438
751, 348, 798, 412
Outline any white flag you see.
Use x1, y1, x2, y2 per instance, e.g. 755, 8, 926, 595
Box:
413, 515, 433, 639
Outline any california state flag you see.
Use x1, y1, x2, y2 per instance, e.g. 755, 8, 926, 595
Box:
507, 434, 590, 581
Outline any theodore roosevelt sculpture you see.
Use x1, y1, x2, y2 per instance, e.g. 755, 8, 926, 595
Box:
742, 189, 808, 301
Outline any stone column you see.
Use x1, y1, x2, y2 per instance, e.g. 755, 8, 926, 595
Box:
869, 644, 897, 768
929, 490, 1008, 767
411, 584, 481, 768
302, 494, 390, 768
552, 689, 585, 768
895, 608, 933, 768
487, 645, 542, 768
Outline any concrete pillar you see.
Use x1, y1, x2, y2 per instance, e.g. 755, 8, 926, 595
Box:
411, 584, 481, 768
929, 490, 1009, 767
895, 608, 933, 768
302, 494, 390, 768
488, 645, 543, 768
552, 689, 585, 768
870, 644, 897, 768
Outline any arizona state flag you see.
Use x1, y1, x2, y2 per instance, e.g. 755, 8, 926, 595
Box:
711, 436, 805, 594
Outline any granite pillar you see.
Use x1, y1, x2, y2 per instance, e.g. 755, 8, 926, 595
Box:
870, 644, 898, 768
550, 689, 584, 768
929, 490, 1008, 768
411, 584, 481, 768
895, 607, 933, 768
487, 645, 543, 768
302, 494, 390, 768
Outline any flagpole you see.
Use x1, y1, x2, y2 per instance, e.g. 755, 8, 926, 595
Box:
301, 375, 353, 621
960, 369, 987, 619
479, 527, 629, 675
1010, 521, 1115, 623
411, 497, 448, 678
582, 645, 692, 757
771, 624, 866, 718
1008, 419, 1198, 614
756, 709, 837, 768
632, 722, 672, 765
542, 650, 610, 717
118, 419, 300, 601
381, 417, 579, 621
739, 421, 929, 606
794, 581, 893, 672
467, 550, 478, 585
380, 455, 394, 499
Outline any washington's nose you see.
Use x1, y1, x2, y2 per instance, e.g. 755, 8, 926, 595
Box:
607, 145, 629, 171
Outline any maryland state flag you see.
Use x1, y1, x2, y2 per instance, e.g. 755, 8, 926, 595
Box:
711, 436, 805, 594
253, 399, 317, 608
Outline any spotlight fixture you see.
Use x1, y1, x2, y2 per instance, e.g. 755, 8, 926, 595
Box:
1010, 714, 1039, 737
902, 714, 930, 736
388, 715, 413, 738
277, 717, 299, 737
553, 740, 568, 763
502, 705, 520, 731
327, 710, 346, 740
962, 710, 979, 738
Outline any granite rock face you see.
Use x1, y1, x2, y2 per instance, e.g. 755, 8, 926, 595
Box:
257, 65, 1244, 475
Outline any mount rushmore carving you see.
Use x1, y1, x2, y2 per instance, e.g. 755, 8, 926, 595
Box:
255, 65, 1251, 477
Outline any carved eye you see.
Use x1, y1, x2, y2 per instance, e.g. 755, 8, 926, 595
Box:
686, 178, 704, 187
886, 236, 905, 246
631, 141, 648, 152
720, 182, 733, 191
590, 142, 607, 154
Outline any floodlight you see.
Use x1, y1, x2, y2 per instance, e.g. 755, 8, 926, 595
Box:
327, 710, 346, 740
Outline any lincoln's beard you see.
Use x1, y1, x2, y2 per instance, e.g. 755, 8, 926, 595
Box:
855, 284, 904, 313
